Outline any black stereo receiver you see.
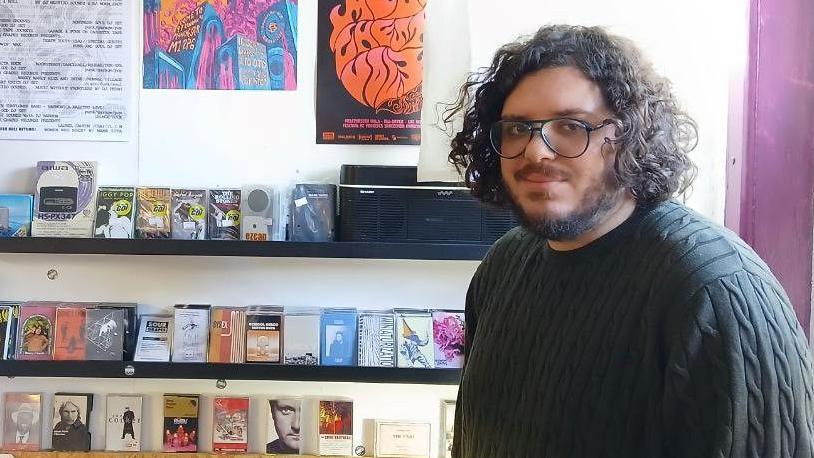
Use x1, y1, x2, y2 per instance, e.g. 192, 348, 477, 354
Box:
338, 165, 518, 244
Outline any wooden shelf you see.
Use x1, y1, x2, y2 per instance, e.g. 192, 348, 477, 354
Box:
0, 361, 461, 385
0, 238, 489, 261
11, 453, 327, 457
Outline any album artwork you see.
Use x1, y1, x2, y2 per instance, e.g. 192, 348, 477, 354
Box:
136, 187, 171, 239
133, 315, 173, 362
318, 400, 353, 456
288, 183, 336, 242
171, 189, 207, 240
3, 392, 42, 451
395, 310, 435, 369
53, 306, 87, 361
283, 310, 319, 365
208, 307, 247, 363
0, 302, 20, 360
0, 194, 33, 237
94, 187, 135, 239
85, 308, 124, 360
163, 394, 199, 452
358, 311, 395, 367
51, 392, 93, 451
208, 189, 241, 240
172, 305, 210, 363
440, 400, 456, 458
246, 306, 283, 363
98, 303, 138, 361
16, 303, 57, 360
320, 308, 357, 366
432, 311, 465, 368
266, 397, 302, 454
106, 394, 143, 451
212, 397, 249, 453
374, 420, 431, 458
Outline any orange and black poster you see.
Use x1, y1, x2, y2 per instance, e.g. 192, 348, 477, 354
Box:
316, 0, 425, 145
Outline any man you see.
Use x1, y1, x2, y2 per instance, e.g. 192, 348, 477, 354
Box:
121, 406, 136, 440
9, 403, 38, 446
329, 331, 345, 358
447, 25, 814, 457
266, 399, 301, 454
94, 204, 133, 238
52, 400, 89, 451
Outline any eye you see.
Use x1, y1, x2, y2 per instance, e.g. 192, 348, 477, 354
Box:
502, 122, 530, 136
552, 119, 585, 136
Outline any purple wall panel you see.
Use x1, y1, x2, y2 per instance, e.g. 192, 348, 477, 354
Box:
739, 0, 814, 333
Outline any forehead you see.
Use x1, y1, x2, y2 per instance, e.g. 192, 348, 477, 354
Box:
501, 66, 610, 119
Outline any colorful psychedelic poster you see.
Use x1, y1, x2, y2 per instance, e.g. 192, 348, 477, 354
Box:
143, 0, 297, 90
316, 0, 425, 145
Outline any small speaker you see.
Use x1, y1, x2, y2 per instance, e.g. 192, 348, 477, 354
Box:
241, 185, 275, 241
289, 184, 336, 242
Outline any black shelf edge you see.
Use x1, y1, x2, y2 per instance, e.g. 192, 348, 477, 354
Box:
0, 238, 490, 261
0, 361, 462, 385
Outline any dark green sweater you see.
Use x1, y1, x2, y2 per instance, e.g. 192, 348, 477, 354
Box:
453, 201, 814, 458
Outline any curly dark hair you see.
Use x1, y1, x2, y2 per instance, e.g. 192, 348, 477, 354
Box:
446, 25, 698, 205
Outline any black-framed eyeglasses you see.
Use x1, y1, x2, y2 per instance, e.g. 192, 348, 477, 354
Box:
489, 118, 616, 159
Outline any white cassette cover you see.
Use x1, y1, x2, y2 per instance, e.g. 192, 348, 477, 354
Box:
133, 315, 173, 362
172, 306, 210, 363
106, 394, 142, 451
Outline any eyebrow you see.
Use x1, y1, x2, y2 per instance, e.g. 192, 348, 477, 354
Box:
501, 109, 603, 121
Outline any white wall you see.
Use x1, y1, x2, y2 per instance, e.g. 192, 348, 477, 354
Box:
0, 0, 747, 455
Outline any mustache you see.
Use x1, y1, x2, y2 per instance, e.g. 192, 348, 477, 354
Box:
514, 164, 570, 181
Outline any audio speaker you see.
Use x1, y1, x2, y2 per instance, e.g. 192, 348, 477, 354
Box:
338, 165, 518, 243
241, 185, 276, 241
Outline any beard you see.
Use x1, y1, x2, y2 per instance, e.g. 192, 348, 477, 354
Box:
507, 166, 623, 241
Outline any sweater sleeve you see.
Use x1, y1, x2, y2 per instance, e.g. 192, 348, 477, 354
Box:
663, 270, 814, 458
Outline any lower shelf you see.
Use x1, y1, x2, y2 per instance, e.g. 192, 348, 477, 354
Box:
0, 360, 461, 385
9, 453, 323, 457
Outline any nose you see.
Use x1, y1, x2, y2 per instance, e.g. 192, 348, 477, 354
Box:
292, 414, 300, 431
523, 130, 557, 162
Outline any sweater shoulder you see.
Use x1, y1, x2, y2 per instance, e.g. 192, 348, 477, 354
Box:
638, 201, 777, 289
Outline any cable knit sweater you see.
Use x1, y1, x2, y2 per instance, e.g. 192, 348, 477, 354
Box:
453, 201, 814, 458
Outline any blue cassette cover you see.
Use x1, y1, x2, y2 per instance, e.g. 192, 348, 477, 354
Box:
320, 308, 357, 366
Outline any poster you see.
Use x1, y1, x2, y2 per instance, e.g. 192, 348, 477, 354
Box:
316, 0, 425, 145
0, 0, 131, 141
143, 0, 297, 90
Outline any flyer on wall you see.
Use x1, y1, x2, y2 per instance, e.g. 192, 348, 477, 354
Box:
0, 0, 132, 141
143, 0, 298, 90
316, 0, 425, 145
